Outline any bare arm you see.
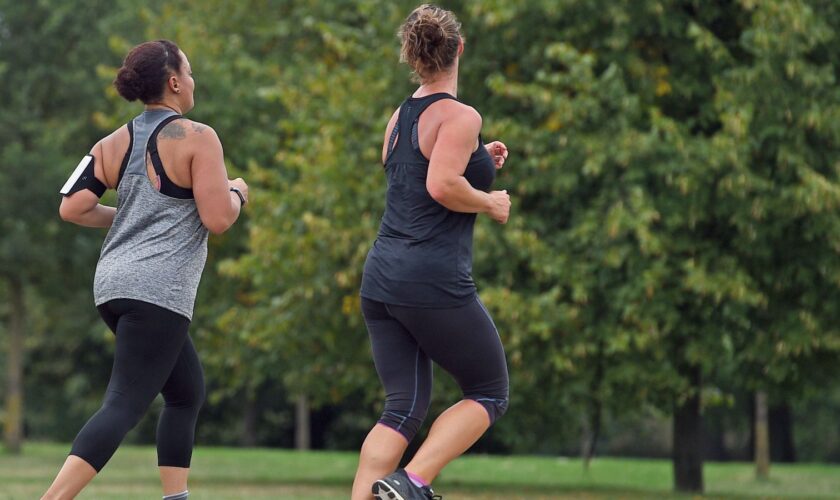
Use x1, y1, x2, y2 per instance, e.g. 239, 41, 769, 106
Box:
426, 111, 510, 223
426, 111, 490, 212
190, 126, 244, 234
58, 142, 116, 228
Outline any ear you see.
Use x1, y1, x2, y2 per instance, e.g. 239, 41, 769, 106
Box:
457, 37, 465, 57
169, 75, 181, 94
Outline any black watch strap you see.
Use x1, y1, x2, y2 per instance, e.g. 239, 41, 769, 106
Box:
230, 186, 246, 207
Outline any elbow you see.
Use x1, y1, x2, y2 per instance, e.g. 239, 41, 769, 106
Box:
426, 180, 451, 205
205, 221, 230, 235
59, 201, 78, 223
203, 216, 233, 235
201, 196, 242, 235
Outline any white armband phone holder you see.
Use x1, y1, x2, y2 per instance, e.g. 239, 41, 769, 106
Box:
59, 154, 106, 198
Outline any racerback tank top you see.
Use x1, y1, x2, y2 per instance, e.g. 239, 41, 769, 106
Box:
93, 109, 209, 320
361, 93, 496, 307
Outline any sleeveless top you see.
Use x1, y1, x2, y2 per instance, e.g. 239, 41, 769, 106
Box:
361, 93, 496, 308
93, 109, 209, 320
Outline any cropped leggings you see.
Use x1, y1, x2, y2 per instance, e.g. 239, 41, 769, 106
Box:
362, 296, 509, 442
70, 299, 205, 472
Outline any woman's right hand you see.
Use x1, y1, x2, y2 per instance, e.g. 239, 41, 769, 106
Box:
486, 189, 511, 224
229, 178, 249, 205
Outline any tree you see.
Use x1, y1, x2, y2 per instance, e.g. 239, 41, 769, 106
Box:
465, 0, 761, 492
0, 0, 155, 452
711, 0, 840, 476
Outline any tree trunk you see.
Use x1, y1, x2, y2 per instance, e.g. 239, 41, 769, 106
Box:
754, 391, 770, 480
581, 402, 601, 472
673, 365, 703, 493
4, 276, 25, 454
240, 394, 258, 447
581, 341, 604, 471
580, 412, 592, 472
294, 393, 310, 450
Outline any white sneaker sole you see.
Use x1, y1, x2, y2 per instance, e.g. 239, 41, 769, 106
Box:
372, 479, 409, 500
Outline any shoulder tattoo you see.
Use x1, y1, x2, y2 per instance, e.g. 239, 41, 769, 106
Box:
160, 121, 187, 140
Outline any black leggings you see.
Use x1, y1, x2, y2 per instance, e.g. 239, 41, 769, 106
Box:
70, 299, 205, 472
362, 296, 509, 442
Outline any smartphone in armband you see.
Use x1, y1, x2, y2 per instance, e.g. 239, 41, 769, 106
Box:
60, 154, 106, 197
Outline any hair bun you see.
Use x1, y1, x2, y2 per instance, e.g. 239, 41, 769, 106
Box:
114, 66, 142, 102
416, 15, 445, 46
112, 39, 183, 104
399, 5, 462, 82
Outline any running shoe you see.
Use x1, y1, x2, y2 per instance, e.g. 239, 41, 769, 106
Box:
372, 469, 441, 500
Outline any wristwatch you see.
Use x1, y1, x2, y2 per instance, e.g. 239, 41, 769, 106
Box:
230, 186, 246, 207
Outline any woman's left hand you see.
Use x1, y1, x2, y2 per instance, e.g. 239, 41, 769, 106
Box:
485, 141, 508, 169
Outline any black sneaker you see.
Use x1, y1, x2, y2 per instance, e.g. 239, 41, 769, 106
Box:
372, 469, 441, 500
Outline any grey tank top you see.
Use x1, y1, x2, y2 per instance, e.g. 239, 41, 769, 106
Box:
93, 109, 209, 320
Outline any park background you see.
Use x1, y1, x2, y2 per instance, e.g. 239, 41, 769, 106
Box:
2, 0, 840, 498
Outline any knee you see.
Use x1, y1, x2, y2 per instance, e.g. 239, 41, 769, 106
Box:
474, 394, 509, 423
190, 383, 206, 412
185, 382, 205, 411
100, 397, 147, 429
378, 396, 430, 442
164, 381, 205, 412
466, 381, 509, 424
194, 380, 206, 408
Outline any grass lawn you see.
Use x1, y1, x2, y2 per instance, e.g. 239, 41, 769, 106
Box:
2, 442, 839, 499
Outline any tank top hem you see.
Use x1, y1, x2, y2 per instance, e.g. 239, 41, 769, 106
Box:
359, 288, 476, 310
94, 293, 193, 321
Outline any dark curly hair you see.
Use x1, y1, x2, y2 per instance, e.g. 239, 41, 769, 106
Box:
113, 39, 183, 103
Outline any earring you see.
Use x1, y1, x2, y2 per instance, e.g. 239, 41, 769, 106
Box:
175, 89, 181, 94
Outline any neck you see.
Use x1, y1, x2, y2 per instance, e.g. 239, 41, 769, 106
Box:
418, 68, 458, 98
145, 100, 182, 114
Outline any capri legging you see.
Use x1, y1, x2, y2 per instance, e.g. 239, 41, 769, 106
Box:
361, 296, 509, 442
69, 298, 205, 472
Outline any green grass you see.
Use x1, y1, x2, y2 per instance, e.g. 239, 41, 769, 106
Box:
2, 442, 839, 499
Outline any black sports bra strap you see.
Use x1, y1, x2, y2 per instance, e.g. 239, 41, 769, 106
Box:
147, 115, 194, 199
147, 114, 184, 175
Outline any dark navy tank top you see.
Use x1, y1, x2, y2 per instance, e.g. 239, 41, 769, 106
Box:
361, 93, 496, 307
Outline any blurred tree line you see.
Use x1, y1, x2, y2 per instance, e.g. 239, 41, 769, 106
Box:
3, 0, 840, 493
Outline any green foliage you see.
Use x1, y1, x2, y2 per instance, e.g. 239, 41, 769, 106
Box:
718, 0, 840, 394
466, 0, 840, 456
0, 0, 156, 439
6, 0, 840, 468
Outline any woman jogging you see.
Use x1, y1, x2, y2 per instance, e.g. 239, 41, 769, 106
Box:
353, 5, 511, 500
42, 39, 247, 500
